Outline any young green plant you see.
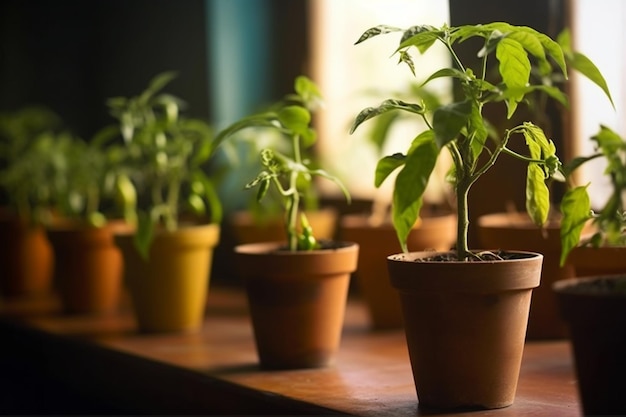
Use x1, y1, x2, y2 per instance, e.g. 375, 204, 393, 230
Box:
560, 125, 626, 265
215, 75, 350, 251
350, 23, 612, 261
103, 71, 222, 258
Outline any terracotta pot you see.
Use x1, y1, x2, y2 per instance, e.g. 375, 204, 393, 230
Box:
553, 275, 626, 416
47, 220, 126, 315
339, 212, 456, 329
229, 208, 338, 244
234, 241, 358, 369
567, 245, 626, 277
115, 223, 220, 333
387, 250, 542, 409
0, 212, 53, 298
476, 212, 583, 339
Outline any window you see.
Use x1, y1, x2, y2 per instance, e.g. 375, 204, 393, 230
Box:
571, 0, 626, 208
308, 0, 451, 204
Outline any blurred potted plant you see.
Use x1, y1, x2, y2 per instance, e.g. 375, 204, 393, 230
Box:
553, 124, 626, 416
216, 75, 358, 369
340, 82, 456, 329
44, 132, 128, 315
223, 109, 339, 246
475, 28, 613, 339
350, 22, 593, 409
0, 107, 61, 298
106, 71, 222, 333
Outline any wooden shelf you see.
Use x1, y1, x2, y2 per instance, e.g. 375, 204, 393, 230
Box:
0, 286, 581, 415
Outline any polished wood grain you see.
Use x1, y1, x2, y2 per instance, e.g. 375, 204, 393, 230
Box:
0, 287, 581, 416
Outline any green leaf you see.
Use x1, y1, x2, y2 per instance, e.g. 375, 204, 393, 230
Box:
398, 25, 441, 54
350, 99, 424, 134
134, 212, 155, 260
278, 105, 311, 136
525, 163, 550, 226
496, 38, 531, 117
569, 52, 614, 108
422, 68, 469, 87
355, 25, 402, 45
391, 130, 439, 251
294, 75, 323, 107
560, 185, 592, 266
375, 153, 406, 187
432, 100, 472, 148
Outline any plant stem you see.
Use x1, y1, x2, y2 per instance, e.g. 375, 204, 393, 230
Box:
286, 133, 302, 251
456, 177, 471, 260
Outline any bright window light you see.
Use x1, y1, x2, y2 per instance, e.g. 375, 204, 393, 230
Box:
571, 0, 626, 209
308, 0, 451, 205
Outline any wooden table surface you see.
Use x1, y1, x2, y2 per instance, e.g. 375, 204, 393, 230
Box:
0, 286, 582, 416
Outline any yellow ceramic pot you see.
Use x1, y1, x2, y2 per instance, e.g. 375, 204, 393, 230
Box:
115, 223, 220, 333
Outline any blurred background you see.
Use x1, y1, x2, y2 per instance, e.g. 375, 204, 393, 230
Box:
0, 0, 624, 254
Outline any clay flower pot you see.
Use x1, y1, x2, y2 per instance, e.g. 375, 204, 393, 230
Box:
234, 241, 358, 369
387, 250, 542, 410
229, 208, 338, 244
115, 223, 220, 333
47, 220, 126, 315
339, 211, 455, 329
0, 212, 53, 298
476, 212, 585, 339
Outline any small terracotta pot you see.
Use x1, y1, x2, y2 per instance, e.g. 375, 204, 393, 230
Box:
339, 212, 455, 329
388, 250, 542, 410
476, 212, 583, 339
46, 220, 126, 315
553, 275, 626, 416
115, 223, 220, 333
567, 245, 626, 277
0, 212, 53, 298
229, 208, 338, 244
234, 241, 358, 369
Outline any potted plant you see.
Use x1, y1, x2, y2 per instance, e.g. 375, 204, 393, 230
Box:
43, 132, 128, 315
475, 28, 613, 339
106, 71, 222, 333
340, 82, 457, 330
0, 106, 61, 298
553, 124, 626, 415
216, 75, 358, 370
224, 128, 339, 245
350, 22, 601, 409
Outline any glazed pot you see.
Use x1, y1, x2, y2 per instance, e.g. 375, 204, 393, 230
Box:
339, 211, 455, 329
234, 241, 358, 369
388, 250, 542, 409
115, 223, 220, 333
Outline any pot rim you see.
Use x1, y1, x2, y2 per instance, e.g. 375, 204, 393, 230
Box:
387, 250, 542, 293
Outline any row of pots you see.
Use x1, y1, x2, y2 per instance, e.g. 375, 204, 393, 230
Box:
2, 208, 625, 413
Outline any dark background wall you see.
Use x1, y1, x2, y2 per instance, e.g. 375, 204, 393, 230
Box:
0, 0, 308, 139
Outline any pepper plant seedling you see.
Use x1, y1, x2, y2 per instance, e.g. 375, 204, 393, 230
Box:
350, 23, 613, 261
215, 75, 350, 251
